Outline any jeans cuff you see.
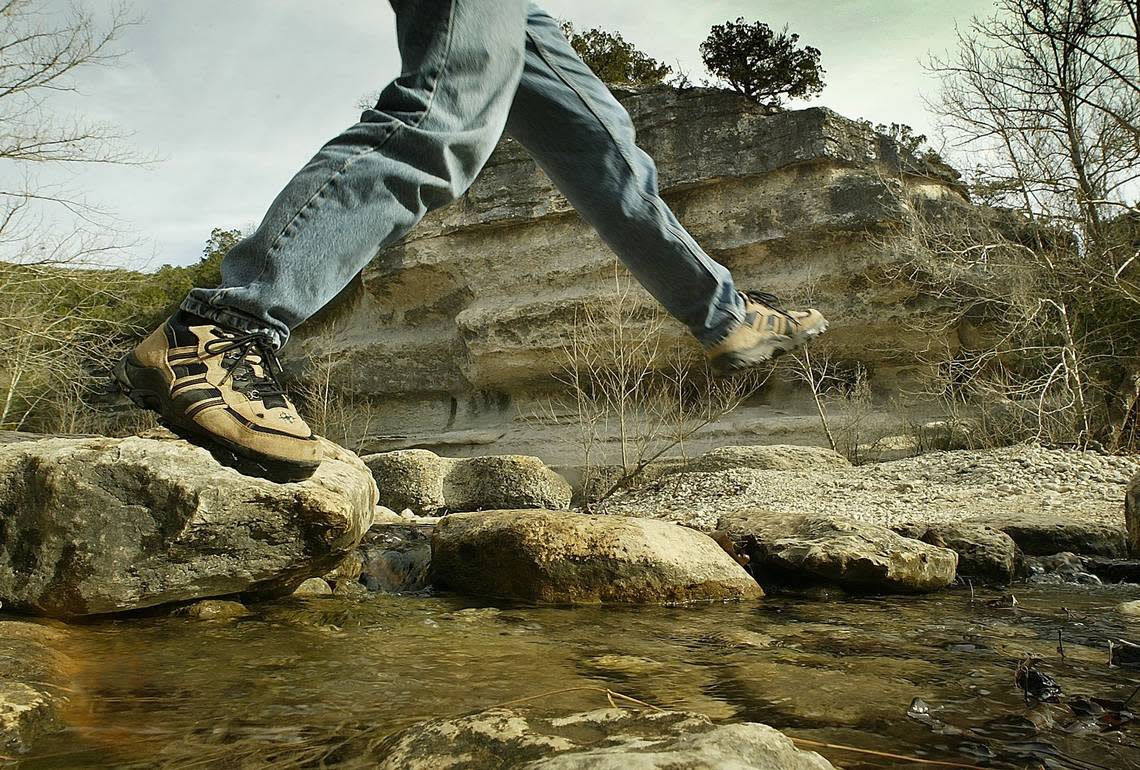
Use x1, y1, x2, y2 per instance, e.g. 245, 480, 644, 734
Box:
698, 299, 746, 348
179, 295, 287, 350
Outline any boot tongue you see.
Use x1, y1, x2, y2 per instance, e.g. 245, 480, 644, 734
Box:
205, 327, 291, 410
236, 355, 289, 410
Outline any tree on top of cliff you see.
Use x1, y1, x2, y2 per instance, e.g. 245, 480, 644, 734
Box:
700, 18, 825, 107
559, 21, 672, 87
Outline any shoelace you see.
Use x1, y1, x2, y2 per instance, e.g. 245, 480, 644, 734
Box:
744, 290, 798, 324
202, 330, 288, 399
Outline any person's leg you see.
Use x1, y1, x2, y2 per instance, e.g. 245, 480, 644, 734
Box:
504, 4, 745, 347
183, 0, 528, 349
118, 0, 529, 471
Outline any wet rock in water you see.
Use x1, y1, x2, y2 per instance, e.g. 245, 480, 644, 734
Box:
994, 515, 1128, 558
1022, 552, 1102, 585
1075, 556, 1140, 584
172, 599, 250, 621
432, 509, 763, 603
686, 444, 850, 474
895, 522, 1020, 584
720, 511, 957, 593
1127, 470, 1139, 556
363, 450, 572, 515
0, 620, 73, 754
292, 578, 334, 596
368, 707, 836, 769
359, 522, 435, 593
1015, 658, 1063, 702
0, 434, 377, 618
1110, 638, 1140, 667
1116, 600, 1140, 617
322, 552, 364, 589
727, 658, 930, 728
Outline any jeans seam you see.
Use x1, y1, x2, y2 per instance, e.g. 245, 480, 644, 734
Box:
257, 0, 457, 265
527, 26, 727, 294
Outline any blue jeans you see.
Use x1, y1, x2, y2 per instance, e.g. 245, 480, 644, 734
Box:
183, 0, 745, 349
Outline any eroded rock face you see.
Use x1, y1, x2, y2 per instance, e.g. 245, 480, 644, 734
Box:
0, 435, 377, 618
363, 450, 572, 514
1127, 471, 1139, 556
432, 509, 763, 604
287, 85, 967, 459
895, 523, 1020, 585
369, 707, 836, 770
720, 511, 958, 593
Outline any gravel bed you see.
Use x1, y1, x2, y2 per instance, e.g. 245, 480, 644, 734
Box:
598, 445, 1140, 532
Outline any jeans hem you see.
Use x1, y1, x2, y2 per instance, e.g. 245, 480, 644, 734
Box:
179, 295, 287, 350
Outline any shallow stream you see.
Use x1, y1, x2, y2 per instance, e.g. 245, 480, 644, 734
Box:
12, 584, 1140, 768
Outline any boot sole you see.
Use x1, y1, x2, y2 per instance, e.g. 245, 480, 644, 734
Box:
711, 320, 830, 374
113, 355, 321, 476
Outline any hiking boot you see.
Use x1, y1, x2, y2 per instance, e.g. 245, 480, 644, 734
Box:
113, 311, 321, 471
706, 291, 829, 372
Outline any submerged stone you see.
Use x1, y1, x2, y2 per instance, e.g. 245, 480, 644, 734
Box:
0, 434, 377, 618
368, 707, 836, 770
720, 511, 958, 593
431, 509, 763, 604
1117, 600, 1140, 617
172, 599, 250, 621
0, 620, 72, 754
292, 578, 334, 596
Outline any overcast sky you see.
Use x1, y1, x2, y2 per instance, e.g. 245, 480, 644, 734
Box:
28, 0, 997, 269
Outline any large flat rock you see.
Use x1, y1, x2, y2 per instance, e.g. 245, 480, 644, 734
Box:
0, 434, 377, 617
431, 509, 763, 604
994, 515, 1129, 558
687, 445, 850, 473
719, 511, 958, 593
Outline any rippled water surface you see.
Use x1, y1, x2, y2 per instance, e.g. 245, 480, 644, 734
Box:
13, 584, 1140, 768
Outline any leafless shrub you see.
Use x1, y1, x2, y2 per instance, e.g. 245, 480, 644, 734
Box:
0, 1, 146, 434
532, 266, 770, 509
291, 350, 382, 452
786, 342, 876, 463
882, 201, 1137, 449
909, 0, 1139, 451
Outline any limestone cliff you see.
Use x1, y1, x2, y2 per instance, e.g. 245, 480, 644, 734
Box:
287, 85, 967, 460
